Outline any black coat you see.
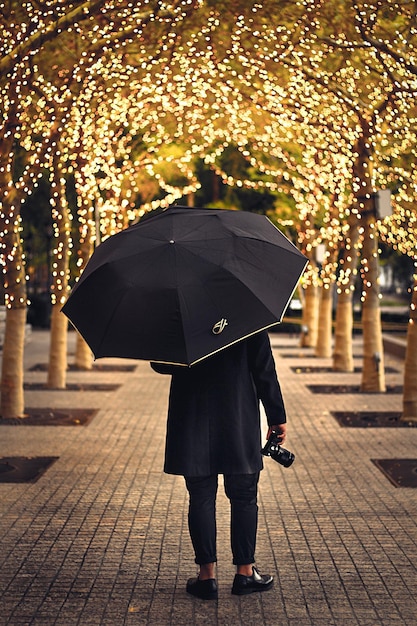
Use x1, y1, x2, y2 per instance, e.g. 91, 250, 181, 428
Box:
151, 331, 286, 476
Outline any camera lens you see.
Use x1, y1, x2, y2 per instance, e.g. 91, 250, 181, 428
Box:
275, 446, 295, 468
261, 434, 295, 468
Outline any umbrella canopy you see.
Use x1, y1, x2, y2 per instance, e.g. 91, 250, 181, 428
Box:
62, 206, 307, 366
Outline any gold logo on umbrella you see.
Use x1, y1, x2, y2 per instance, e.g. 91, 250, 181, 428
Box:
212, 318, 228, 334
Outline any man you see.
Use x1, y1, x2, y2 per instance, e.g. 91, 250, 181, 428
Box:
151, 330, 287, 600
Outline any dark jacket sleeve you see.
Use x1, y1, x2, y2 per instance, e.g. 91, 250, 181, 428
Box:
248, 332, 287, 426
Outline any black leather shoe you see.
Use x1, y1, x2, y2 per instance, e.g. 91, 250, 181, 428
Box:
231, 566, 274, 595
186, 577, 218, 600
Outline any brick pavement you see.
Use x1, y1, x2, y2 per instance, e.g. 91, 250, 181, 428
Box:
0, 329, 416, 626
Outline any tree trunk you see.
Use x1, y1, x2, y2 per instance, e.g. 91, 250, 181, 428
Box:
0, 308, 26, 419
0, 194, 28, 418
333, 299, 355, 371
315, 241, 338, 358
75, 332, 93, 370
47, 305, 68, 388
361, 303, 385, 391
0, 92, 29, 419
402, 267, 417, 421
72, 160, 95, 370
47, 152, 72, 388
360, 216, 386, 392
351, 121, 386, 391
315, 284, 333, 357
299, 283, 319, 347
333, 221, 359, 371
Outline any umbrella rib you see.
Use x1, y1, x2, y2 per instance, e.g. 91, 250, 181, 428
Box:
177, 241, 306, 322
94, 289, 132, 358
182, 233, 304, 273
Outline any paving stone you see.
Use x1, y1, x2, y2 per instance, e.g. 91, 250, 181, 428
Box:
0, 331, 416, 625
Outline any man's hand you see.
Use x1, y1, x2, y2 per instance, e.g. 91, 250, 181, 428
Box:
266, 423, 287, 444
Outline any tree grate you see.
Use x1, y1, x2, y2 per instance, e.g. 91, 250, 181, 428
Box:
24, 382, 120, 391
280, 352, 364, 359
0, 456, 58, 483
291, 366, 398, 374
0, 408, 98, 426
308, 384, 402, 394
372, 459, 417, 488
331, 411, 416, 428
279, 353, 322, 358
29, 363, 136, 372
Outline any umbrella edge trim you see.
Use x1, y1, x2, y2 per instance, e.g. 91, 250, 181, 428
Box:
188, 321, 282, 367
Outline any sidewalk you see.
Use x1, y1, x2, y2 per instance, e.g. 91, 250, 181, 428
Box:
0, 330, 416, 626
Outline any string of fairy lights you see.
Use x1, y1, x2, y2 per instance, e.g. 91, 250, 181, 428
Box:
0, 0, 416, 313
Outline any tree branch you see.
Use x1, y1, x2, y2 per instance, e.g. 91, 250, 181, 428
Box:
352, 0, 417, 76
0, 0, 108, 76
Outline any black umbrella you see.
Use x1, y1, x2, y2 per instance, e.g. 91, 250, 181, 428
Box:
62, 206, 307, 366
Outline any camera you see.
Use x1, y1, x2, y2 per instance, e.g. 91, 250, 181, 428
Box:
261, 431, 295, 468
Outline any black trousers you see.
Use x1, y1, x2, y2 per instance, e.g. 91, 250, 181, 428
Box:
184, 473, 260, 566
